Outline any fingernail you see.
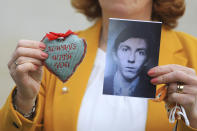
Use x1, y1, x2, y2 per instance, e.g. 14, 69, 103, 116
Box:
148, 70, 155, 76
151, 78, 158, 83
41, 52, 48, 58
39, 43, 46, 50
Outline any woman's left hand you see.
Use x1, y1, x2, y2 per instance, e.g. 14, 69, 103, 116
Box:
148, 64, 197, 128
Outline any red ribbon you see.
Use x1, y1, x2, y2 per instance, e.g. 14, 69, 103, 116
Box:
46, 30, 77, 41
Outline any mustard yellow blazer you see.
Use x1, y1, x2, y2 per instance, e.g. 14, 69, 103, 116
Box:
1, 20, 197, 131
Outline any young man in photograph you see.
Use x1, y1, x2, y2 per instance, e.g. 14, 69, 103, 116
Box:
103, 25, 156, 98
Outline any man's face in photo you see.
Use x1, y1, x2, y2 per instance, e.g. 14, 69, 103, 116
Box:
116, 38, 148, 81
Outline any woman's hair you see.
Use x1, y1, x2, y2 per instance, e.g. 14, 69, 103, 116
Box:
71, 0, 185, 29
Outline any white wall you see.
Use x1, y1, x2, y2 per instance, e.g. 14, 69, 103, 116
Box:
0, 0, 196, 107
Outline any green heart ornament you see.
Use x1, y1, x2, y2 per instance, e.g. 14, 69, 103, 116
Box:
42, 31, 87, 82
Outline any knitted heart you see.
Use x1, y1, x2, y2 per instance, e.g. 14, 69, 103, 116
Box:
42, 30, 87, 82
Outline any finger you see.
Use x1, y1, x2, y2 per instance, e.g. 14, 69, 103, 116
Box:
150, 70, 197, 85
10, 62, 39, 83
166, 93, 195, 107
16, 40, 46, 50
11, 63, 42, 99
167, 83, 197, 95
9, 56, 43, 75
8, 39, 46, 69
8, 47, 48, 69
148, 64, 196, 77
16, 56, 43, 66
15, 62, 38, 76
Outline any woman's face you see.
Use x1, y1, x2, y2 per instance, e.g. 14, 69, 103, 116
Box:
99, 0, 153, 18
116, 38, 148, 81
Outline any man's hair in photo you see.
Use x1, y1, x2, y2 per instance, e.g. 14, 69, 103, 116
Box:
112, 21, 161, 72
113, 22, 153, 60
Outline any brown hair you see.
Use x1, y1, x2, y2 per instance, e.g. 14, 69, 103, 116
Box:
71, 0, 185, 29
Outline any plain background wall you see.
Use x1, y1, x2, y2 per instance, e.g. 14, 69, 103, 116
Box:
0, 0, 197, 108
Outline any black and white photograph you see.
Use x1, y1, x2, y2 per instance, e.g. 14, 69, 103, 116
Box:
103, 18, 162, 98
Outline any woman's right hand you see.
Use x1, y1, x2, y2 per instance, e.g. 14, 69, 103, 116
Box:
8, 40, 48, 113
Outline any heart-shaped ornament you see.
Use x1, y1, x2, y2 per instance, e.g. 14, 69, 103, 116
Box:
42, 30, 87, 82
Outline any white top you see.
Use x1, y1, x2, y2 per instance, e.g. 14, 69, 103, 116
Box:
77, 49, 148, 131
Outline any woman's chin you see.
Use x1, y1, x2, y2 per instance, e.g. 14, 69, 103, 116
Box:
104, 5, 132, 18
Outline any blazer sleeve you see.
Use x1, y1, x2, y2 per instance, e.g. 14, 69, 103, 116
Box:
0, 67, 49, 131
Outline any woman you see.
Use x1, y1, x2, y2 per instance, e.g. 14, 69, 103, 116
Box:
0, 0, 197, 131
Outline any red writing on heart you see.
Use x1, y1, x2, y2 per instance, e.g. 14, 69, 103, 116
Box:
47, 43, 76, 52
47, 43, 77, 69
54, 62, 70, 69
52, 53, 72, 61
52, 53, 71, 69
